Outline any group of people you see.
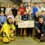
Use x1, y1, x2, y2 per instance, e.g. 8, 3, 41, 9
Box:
0, 3, 45, 42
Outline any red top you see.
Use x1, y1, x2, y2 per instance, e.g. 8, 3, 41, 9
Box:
19, 7, 25, 16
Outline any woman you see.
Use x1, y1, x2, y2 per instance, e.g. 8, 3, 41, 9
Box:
1, 17, 16, 43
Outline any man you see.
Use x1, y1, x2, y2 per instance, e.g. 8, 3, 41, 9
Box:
35, 17, 45, 41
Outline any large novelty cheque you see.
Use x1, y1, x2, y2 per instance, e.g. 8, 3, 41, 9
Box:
18, 20, 34, 28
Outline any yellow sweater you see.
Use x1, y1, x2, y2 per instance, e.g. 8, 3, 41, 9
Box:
1, 22, 16, 38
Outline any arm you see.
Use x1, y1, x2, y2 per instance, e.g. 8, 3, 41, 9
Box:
35, 23, 41, 33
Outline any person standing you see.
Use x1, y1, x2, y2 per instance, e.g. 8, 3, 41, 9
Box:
11, 4, 17, 17
15, 10, 21, 36
32, 3, 38, 17
19, 3, 25, 16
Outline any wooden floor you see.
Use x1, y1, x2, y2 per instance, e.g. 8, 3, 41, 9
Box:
0, 37, 45, 45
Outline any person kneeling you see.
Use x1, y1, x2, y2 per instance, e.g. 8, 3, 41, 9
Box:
35, 17, 45, 42
1, 17, 16, 43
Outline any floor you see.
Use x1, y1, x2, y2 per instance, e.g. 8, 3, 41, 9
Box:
0, 37, 45, 45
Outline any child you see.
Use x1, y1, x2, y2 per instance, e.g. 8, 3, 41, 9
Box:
21, 11, 28, 21
1, 17, 16, 43
19, 3, 25, 16
15, 10, 21, 36
21, 11, 28, 36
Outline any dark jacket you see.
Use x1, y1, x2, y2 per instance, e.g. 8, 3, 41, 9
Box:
21, 14, 28, 21
35, 22, 45, 33
11, 8, 17, 17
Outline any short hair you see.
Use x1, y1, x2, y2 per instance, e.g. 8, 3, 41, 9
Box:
39, 16, 43, 20
41, 10, 45, 12
34, 3, 37, 4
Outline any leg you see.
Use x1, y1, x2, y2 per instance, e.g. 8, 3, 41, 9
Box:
24, 28, 27, 36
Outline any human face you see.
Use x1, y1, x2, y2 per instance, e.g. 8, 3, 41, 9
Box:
41, 11, 45, 16
1, 12, 4, 16
18, 11, 20, 15
39, 18, 43, 24
20, 4, 23, 7
13, 4, 16, 8
34, 3, 37, 7
24, 11, 27, 15
8, 11, 13, 15
8, 18, 13, 24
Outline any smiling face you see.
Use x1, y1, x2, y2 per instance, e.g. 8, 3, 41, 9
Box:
8, 18, 13, 24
